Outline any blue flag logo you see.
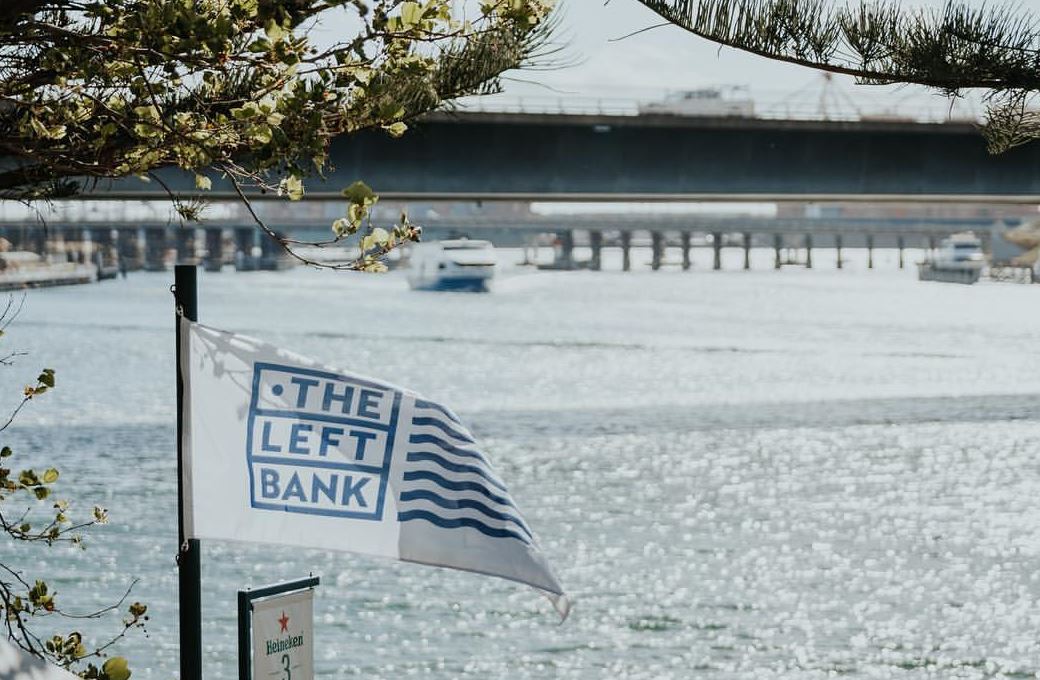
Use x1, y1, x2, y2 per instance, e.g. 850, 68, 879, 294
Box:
245, 363, 400, 521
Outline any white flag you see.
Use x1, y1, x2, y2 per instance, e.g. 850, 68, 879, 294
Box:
0, 637, 81, 680
179, 319, 568, 617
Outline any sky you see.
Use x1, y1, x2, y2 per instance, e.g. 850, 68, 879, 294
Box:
484, 0, 1001, 120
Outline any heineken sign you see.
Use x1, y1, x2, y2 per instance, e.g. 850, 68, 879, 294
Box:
251, 589, 314, 680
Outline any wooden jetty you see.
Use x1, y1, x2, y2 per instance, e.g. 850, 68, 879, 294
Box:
0, 252, 96, 291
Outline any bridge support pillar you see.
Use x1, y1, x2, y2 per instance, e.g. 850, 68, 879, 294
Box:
559, 230, 574, 269
712, 232, 722, 270
203, 228, 224, 272
520, 235, 533, 266
867, 234, 875, 269
621, 231, 631, 272
234, 227, 256, 270
835, 234, 843, 269
26, 227, 46, 257
681, 232, 691, 271
651, 232, 663, 271
117, 229, 143, 272
81, 230, 93, 264
176, 227, 198, 265
259, 230, 294, 270
589, 230, 602, 271
62, 229, 82, 264
45, 230, 65, 263
774, 234, 782, 269
805, 234, 813, 269
144, 227, 168, 271
743, 233, 752, 270
90, 228, 114, 272
897, 235, 905, 269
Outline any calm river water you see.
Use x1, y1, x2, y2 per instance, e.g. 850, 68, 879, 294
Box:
7, 248, 1040, 679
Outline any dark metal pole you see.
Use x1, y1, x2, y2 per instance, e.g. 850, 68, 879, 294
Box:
237, 590, 250, 680
175, 265, 203, 680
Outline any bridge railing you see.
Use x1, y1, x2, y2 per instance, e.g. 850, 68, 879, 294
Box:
453, 90, 986, 124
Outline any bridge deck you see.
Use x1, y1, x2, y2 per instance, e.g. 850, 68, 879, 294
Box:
76, 111, 1040, 201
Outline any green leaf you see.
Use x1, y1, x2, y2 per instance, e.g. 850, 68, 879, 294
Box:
43, 468, 59, 484
194, 174, 212, 191
401, 2, 424, 28
250, 125, 272, 144
1, 446, 11, 458
341, 180, 375, 203
331, 218, 352, 237
384, 121, 408, 138
264, 18, 285, 42
102, 656, 131, 680
30, 118, 49, 138
281, 175, 304, 201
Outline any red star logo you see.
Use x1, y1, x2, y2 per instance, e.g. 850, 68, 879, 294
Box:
278, 611, 289, 633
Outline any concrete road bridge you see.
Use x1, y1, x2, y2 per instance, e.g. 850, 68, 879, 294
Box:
7, 110, 1039, 272
86, 110, 1040, 203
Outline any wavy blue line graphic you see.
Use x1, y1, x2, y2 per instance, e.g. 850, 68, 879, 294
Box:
399, 489, 532, 538
402, 470, 517, 509
413, 399, 461, 424
410, 416, 475, 443
405, 452, 507, 491
398, 509, 530, 544
408, 433, 488, 464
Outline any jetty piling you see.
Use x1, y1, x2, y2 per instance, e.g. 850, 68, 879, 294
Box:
651, 231, 664, 270
28, 226, 46, 257
589, 230, 602, 271
234, 227, 256, 270
118, 228, 143, 271
259, 230, 294, 270
549, 229, 575, 270
176, 227, 198, 265
204, 228, 224, 272
144, 227, 168, 271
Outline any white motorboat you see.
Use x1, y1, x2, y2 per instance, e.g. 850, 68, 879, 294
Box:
918, 233, 985, 284
407, 239, 495, 292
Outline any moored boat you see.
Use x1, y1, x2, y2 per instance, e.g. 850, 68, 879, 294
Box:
407, 239, 495, 292
0, 251, 96, 290
917, 233, 985, 284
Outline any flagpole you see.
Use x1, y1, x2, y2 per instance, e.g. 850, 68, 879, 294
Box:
175, 264, 203, 679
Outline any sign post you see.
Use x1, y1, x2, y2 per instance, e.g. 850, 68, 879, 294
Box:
238, 576, 319, 680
